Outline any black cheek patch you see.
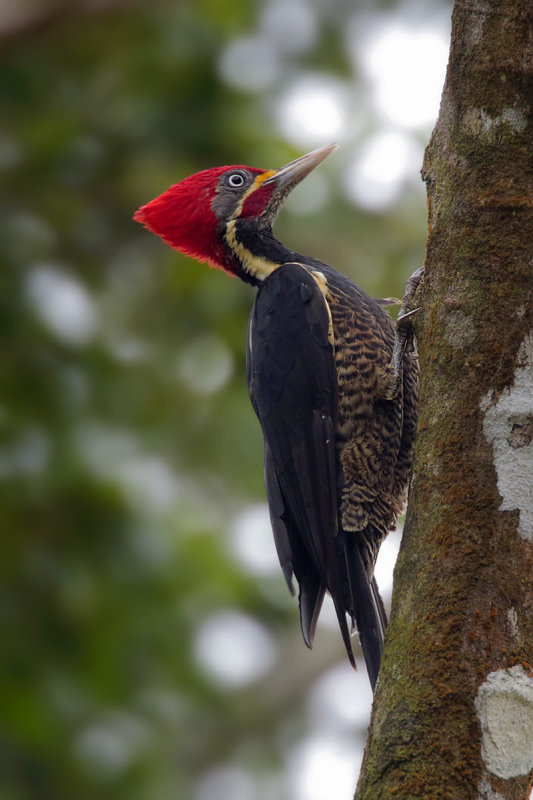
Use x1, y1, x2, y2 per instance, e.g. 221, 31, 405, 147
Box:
211, 186, 242, 221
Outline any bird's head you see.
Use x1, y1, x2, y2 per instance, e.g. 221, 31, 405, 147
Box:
134, 143, 337, 283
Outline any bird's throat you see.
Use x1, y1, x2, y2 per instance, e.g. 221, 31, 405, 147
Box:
222, 219, 300, 285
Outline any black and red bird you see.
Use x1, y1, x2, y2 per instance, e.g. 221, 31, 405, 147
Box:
134, 144, 419, 688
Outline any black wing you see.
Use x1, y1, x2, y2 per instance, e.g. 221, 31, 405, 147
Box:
246, 263, 356, 664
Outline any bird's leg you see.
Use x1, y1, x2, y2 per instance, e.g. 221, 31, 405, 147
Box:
391, 266, 425, 390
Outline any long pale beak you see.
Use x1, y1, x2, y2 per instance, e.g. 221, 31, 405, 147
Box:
266, 143, 338, 190
261, 143, 338, 224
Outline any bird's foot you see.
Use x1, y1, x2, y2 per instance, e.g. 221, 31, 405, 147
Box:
391, 266, 425, 388
400, 266, 425, 317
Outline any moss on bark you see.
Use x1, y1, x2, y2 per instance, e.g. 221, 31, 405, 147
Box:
355, 1, 533, 798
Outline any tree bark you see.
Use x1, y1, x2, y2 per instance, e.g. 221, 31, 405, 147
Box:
356, 1, 533, 798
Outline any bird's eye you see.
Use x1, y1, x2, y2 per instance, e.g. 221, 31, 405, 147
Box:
227, 172, 246, 188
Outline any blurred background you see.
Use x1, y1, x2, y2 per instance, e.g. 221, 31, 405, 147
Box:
0, 1, 450, 798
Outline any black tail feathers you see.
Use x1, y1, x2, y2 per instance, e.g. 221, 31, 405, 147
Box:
342, 538, 388, 690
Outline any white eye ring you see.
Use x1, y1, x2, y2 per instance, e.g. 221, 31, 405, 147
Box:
227, 172, 246, 188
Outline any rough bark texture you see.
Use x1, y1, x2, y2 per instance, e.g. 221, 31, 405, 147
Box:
355, 1, 533, 798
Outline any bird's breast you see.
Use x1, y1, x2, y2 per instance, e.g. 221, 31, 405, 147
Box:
324, 280, 402, 536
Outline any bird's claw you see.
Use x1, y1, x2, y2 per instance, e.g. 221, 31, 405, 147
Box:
397, 306, 421, 327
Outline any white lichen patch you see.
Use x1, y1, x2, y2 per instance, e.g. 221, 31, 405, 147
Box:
475, 666, 533, 779
444, 309, 476, 349
462, 107, 528, 143
481, 331, 533, 542
506, 608, 518, 640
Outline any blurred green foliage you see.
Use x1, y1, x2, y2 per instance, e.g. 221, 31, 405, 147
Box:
0, 1, 435, 798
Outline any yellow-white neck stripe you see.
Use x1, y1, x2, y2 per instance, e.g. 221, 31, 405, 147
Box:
224, 219, 280, 281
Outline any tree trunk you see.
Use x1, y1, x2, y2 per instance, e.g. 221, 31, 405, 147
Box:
355, 2, 533, 798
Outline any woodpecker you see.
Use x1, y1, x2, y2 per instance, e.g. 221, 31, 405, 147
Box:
134, 144, 419, 688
